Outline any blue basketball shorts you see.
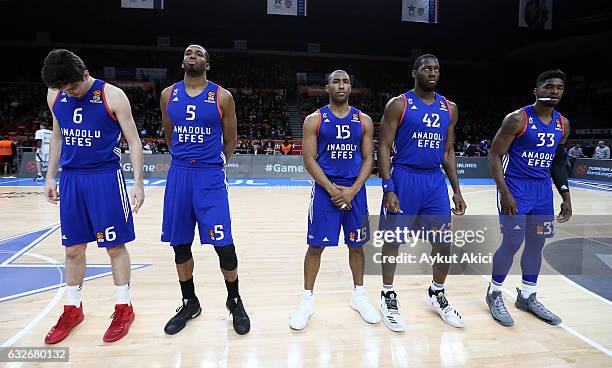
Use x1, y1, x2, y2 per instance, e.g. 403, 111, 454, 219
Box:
379, 166, 451, 244
161, 164, 233, 247
59, 169, 135, 247
498, 176, 555, 238
307, 179, 369, 247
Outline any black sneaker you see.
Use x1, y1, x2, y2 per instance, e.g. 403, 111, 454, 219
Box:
226, 297, 250, 335
164, 297, 202, 335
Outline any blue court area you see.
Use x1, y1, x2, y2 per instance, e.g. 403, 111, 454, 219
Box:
0, 226, 150, 303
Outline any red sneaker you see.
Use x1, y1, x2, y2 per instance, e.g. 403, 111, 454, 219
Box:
44, 303, 84, 344
103, 304, 135, 342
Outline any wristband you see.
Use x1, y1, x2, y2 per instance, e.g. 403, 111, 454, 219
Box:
382, 178, 395, 193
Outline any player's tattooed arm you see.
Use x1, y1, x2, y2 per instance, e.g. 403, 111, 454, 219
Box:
106, 84, 145, 213
378, 96, 404, 214
302, 112, 341, 203
488, 111, 525, 215
160, 86, 173, 148
442, 101, 466, 215
554, 116, 572, 222
44, 89, 62, 204
219, 87, 238, 162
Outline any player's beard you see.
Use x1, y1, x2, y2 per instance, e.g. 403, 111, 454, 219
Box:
416, 75, 437, 92
183, 62, 206, 77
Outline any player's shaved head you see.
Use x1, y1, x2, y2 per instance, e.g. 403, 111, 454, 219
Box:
185, 44, 209, 62
328, 70, 350, 84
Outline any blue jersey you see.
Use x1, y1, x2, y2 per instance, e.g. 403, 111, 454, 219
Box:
52, 79, 121, 172
391, 90, 452, 173
315, 105, 364, 180
503, 105, 564, 180
166, 80, 225, 167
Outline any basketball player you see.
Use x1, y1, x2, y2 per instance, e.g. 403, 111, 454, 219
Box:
41, 49, 145, 344
486, 70, 571, 326
34, 122, 52, 180
160, 45, 250, 335
289, 70, 380, 330
377, 54, 466, 332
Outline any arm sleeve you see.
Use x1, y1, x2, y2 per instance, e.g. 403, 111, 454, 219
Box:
551, 144, 569, 194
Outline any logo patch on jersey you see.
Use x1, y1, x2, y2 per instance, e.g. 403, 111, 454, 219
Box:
60, 97, 68, 103
172, 96, 179, 102
205, 91, 216, 104
531, 124, 537, 130
349, 232, 355, 240
96, 232, 105, 242
90, 90, 103, 104
535, 225, 545, 235
173, 88, 178, 96
439, 100, 448, 111
351, 113, 360, 122
411, 105, 418, 110
555, 118, 562, 130
324, 118, 331, 123
209, 229, 215, 240
407, 98, 413, 105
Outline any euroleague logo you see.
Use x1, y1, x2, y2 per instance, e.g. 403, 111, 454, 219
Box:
576, 164, 587, 175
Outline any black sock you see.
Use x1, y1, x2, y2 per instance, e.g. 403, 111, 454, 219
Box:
225, 278, 240, 300
179, 277, 196, 300
428, 286, 444, 297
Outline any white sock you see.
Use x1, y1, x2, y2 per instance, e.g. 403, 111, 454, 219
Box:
521, 282, 536, 298
66, 284, 82, 307
303, 289, 313, 298
489, 281, 503, 294
382, 284, 394, 293
116, 283, 130, 305
431, 281, 444, 292
354, 285, 364, 293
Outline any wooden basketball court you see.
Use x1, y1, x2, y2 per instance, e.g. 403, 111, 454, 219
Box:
1, 182, 611, 367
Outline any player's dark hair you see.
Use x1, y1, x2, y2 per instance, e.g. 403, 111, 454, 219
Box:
536, 69, 565, 87
41, 49, 86, 89
413, 54, 438, 70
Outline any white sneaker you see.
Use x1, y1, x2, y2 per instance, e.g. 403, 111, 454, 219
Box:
350, 289, 381, 324
380, 290, 406, 332
289, 293, 315, 330
425, 288, 464, 328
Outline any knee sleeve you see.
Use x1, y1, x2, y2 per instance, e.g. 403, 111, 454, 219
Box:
214, 244, 238, 271
173, 243, 193, 264
520, 231, 546, 284
492, 230, 525, 284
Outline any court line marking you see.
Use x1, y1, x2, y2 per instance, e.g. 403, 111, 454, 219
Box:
0, 251, 64, 349
0, 224, 60, 266
479, 274, 612, 357
0, 224, 58, 244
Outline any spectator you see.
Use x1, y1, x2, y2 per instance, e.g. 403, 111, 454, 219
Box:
568, 143, 586, 159
0, 135, 15, 175
264, 140, 274, 155
280, 139, 292, 155
463, 140, 478, 157
593, 141, 610, 159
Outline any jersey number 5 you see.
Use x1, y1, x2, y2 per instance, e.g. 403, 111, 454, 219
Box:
186, 105, 196, 121
423, 113, 440, 128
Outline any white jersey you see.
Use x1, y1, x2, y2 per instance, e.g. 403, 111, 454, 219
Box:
35, 129, 52, 155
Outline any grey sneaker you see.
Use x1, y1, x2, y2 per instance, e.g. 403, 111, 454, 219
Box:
486, 285, 514, 326
515, 288, 562, 325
